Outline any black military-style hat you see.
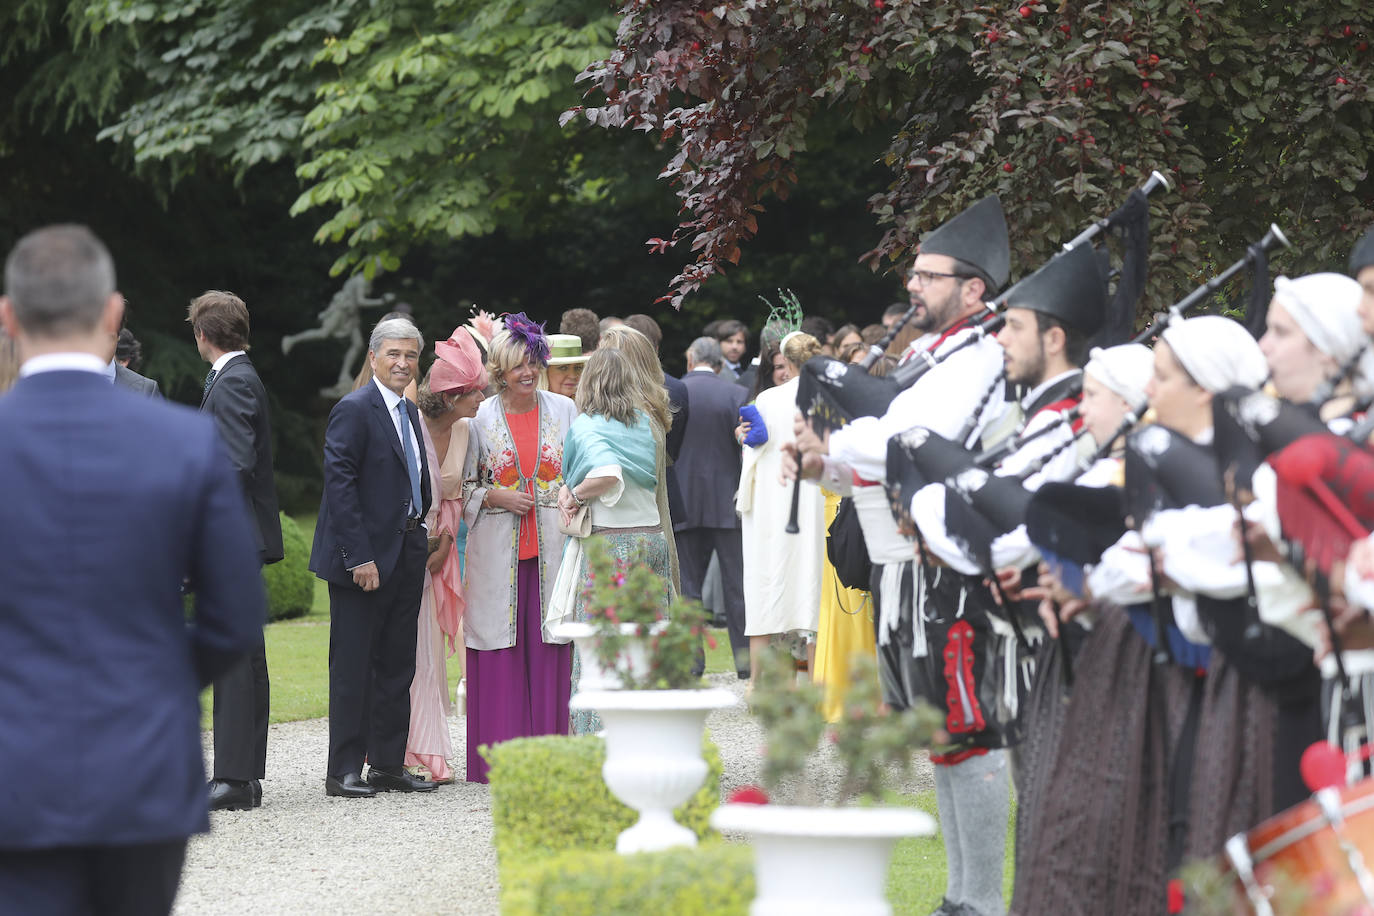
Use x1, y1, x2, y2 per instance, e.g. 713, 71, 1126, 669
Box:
918, 196, 1012, 293
1001, 240, 1108, 338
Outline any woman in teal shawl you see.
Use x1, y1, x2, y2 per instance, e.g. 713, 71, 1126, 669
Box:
550, 346, 678, 733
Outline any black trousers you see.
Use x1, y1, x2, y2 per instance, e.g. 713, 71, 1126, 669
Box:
326, 528, 427, 778
211, 639, 269, 781
0, 839, 187, 916
676, 527, 748, 677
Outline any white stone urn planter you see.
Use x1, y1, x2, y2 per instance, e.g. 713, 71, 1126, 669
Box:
570, 687, 739, 854
711, 803, 936, 916
550, 620, 667, 690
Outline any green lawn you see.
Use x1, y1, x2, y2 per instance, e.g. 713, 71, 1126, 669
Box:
203, 513, 1015, 908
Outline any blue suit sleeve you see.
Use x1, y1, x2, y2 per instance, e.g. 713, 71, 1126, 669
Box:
320, 397, 375, 569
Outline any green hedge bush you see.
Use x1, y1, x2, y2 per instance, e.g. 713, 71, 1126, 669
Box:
263, 512, 312, 621
486, 732, 734, 913
486, 733, 722, 863
504, 843, 754, 916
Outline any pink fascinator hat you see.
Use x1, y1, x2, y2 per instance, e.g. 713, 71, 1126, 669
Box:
430, 328, 489, 393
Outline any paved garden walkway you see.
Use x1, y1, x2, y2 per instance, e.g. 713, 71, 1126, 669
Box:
174, 673, 933, 915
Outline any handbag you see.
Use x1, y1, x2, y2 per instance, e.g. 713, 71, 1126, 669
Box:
559, 502, 591, 538
826, 496, 872, 591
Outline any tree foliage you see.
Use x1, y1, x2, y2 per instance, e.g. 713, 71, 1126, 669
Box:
576, 0, 1374, 310
83, 0, 620, 277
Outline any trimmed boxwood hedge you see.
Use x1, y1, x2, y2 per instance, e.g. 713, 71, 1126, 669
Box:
504, 843, 753, 916
487, 733, 752, 915
263, 512, 312, 621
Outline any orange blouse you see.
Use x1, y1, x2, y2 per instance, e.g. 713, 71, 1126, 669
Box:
506, 406, 541, 560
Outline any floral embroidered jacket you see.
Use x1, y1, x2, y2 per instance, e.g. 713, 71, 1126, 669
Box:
461, 390, 578, 650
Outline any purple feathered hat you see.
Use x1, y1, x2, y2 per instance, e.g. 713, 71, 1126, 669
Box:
501, 312, 550, 366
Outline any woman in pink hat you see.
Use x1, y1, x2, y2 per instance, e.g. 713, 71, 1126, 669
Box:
403, 328, 488, 782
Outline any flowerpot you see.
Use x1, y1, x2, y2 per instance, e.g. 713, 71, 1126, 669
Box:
551, 620, 667, 691
711, 803, 937, 916
570, 687, 738, 854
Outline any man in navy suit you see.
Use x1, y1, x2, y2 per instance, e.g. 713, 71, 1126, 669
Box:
0, 225, 265, 914
676, 337, 750, 678
309, 317, 435, 797
193, 290, 284, 813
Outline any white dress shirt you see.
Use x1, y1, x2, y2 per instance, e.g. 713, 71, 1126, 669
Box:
22, 353, 109, 378
372, 376, 424, 516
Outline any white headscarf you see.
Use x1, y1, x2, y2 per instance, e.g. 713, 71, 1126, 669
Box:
1084, 343, 1154, 410
1271, 273, 1364, 363
1160, 315, 1268, 393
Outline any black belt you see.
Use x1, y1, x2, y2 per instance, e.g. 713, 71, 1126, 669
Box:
403, 516, 422, 531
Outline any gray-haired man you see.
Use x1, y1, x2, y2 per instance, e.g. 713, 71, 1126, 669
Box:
309, 317, 436, 797
676, 336, 750, 677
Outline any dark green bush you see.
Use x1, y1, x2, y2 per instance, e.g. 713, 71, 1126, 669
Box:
263, 512, 312, 621
505, 843, 753, 916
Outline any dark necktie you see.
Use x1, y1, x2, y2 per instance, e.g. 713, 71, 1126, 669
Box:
202, 369, 218, 400
396, 402, 423, 518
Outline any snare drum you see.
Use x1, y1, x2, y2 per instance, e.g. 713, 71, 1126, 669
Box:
1223, 777, 1374, 914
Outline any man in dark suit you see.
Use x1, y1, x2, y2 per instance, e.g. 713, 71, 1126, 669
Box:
309, 317, 435, 798
676, 336, 750, 678
192, 290, 284, 812
0, 225, 265, 914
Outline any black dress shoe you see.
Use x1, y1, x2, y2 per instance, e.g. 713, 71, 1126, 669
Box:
325, 773, 377, 798
250, 779, 262, 808
366, 766, 438, 792
208, 779, 255, 812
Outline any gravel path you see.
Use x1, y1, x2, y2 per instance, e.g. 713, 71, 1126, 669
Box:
175, 673, 933, 915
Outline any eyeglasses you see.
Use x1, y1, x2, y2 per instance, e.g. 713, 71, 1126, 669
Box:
906, 269, 969, 288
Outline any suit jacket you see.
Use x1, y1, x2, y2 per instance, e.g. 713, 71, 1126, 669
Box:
114, 361, 161, 397
676, 369, 749, 530
736, 363, 759, 395
664, 373, 690, 526
201, 354, 284, 563
309, 381, 432, 588
0, 370, 266, 849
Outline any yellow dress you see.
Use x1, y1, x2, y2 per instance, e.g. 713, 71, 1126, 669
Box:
813, 488, 877, 722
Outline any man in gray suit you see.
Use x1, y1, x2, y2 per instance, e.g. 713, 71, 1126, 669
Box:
107, 325, 161, 396
675, 337, 749, 678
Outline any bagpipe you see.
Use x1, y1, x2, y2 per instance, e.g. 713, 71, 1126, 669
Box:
1212, 385, 1374, 723
972, 222, 1294, 473
885, 169, 1174, 391
787, 170, 1171, 534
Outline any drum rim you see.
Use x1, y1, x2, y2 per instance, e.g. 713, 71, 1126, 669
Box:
1249, 791, 1374, 863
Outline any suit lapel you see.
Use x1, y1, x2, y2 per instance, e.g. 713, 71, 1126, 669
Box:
200, 354, 246, 407
369, 384, 408, 467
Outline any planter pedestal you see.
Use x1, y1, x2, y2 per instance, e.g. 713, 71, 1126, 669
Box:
711, 803, 936, 916
570, 687, 738, 854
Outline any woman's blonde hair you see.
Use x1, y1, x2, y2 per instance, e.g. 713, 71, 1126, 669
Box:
595, 325, 672, 432
781, 331, 822, 369
575, 349, 641, 427
487, 327, 545, 390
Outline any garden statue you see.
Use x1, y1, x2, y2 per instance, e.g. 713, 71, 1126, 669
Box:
281, 274, 394, 398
